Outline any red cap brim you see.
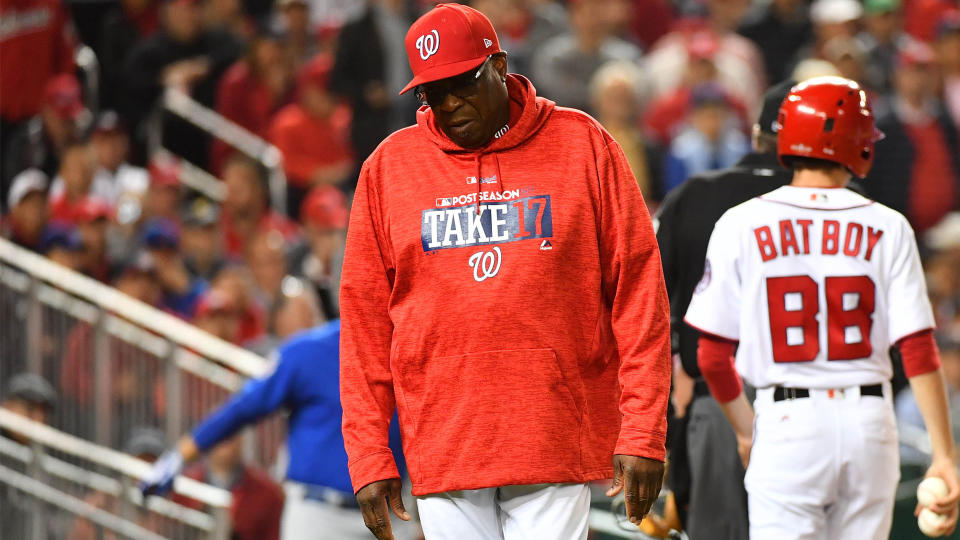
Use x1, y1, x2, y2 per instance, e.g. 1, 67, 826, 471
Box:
399, 55, 489, 95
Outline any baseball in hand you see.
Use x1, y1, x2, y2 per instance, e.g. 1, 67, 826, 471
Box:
918, 477, 949, 507
918, 507, 948, 537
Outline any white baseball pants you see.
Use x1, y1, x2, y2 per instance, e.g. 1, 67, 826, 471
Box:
281, 482, 419, 540
416, 483, 591, 540
745, 383, 900, 540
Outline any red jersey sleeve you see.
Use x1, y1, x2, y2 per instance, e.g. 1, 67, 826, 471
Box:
597, 137, 672, 462
697, 334, 742, 403
339, 161, 400, 492
898, 329, 941, 378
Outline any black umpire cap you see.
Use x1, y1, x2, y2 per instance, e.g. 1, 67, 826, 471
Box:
4, 373, 57, 410
757, 79, 798, 136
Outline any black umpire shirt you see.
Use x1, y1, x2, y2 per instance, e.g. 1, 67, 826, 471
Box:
655, 151, 792, 381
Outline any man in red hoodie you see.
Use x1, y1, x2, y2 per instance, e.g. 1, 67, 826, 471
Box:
339, 4, 671, 539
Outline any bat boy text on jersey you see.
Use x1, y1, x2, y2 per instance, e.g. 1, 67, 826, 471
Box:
752, 218, 884, 262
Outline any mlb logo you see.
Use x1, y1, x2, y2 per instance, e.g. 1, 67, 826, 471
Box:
466, 176, 478, 184
436, 197, 452, 207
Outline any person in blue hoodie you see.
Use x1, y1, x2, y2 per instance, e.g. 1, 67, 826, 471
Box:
139, 320, 413, 539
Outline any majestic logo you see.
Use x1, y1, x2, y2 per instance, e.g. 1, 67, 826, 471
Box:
416, 30, 440, 60
421, 194, 553, 252
465, 175, 498, 185
540, 240, 552, 251
468, 246, 502, 282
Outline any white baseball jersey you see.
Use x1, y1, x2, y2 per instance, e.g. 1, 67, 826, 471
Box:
685, 185, 934, 389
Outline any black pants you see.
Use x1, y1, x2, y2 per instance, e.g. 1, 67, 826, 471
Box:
685, 392, 750, 540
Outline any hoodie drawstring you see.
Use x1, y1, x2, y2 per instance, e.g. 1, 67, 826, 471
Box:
473, 153, 505, 214
474, 154, 482, 214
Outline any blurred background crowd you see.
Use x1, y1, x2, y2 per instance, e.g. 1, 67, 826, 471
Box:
2, 0, 960, 536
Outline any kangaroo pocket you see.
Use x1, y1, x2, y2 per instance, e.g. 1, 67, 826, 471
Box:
402, 348, 584, 488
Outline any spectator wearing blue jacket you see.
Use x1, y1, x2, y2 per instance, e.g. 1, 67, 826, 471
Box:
139, 320, 413, 540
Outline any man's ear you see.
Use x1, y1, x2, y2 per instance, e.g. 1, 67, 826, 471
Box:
493, 53, 508, 79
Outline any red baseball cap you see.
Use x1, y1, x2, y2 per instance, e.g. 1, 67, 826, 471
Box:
194, 290, 238, 319
44, 74, 84, 119
399, 3, 502, 95
148, 155, 181, 188
301, 186, 348, 230
298, 54, 333, 93
897, 39, 937, 67
74, 197, 114, 223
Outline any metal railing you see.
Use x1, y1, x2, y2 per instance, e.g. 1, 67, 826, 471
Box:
0, 409, 231, 540
0, 237, 283, 467
150, 87, 288, 215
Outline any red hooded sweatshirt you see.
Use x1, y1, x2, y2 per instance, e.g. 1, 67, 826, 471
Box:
340, 75, 671, 496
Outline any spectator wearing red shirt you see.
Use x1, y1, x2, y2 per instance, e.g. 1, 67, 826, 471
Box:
866, 42, 960, 233
178, 435, 285, 540
643, 34, 750, 146
73, 197, 114, 282
49, 142, 98, 223
3, 74, 85, 204
212, 32, 294, 173
288, 185, 348, 320
192, 288, 242, 343
269, 55, 353, 220
0, 0, 76, 128
143, 154, 184, 222
220, 153, 298, 257
903, 0, 957, 42
209, 265, 267, 344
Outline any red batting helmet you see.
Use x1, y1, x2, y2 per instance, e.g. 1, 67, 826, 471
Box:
776, 76, 884, 178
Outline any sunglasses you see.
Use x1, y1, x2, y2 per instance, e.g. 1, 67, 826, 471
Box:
416, 55, 493, 107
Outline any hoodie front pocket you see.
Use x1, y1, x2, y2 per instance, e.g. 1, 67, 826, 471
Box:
403, 348, 583, 486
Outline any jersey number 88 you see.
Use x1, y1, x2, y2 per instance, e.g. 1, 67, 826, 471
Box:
766, 275, 876, 363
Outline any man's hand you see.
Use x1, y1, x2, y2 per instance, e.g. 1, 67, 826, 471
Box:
138, 449, 184, 497
914, 458, 960, 536
356, 478, 410, 540
606, 455, 664, 525
735, 434, 752, 470
671, 360, 695, 419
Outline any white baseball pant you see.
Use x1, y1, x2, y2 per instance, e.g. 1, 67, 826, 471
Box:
745, 383, 900, 540
281, 482, 419, 540
416, 483, 590, 540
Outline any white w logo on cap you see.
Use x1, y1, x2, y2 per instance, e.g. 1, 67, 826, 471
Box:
416, 29, 440, 60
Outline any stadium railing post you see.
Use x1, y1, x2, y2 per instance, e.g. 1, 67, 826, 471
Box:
164, 342, 183, 444
210, 504, 231, 540
27, 439, 47, 540
93, 312, 113, 447
25, 277, 42, 375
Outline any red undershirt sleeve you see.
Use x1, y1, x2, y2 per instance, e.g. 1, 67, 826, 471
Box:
898, 329, 941, 378
697, 334, 741, 403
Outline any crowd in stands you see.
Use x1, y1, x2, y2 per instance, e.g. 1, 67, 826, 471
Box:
2, 0, 960, 536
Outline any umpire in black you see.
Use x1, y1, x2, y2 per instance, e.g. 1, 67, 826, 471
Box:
654, 79, 796, 539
